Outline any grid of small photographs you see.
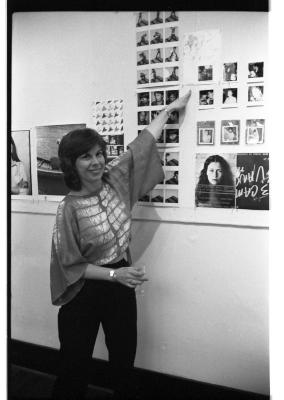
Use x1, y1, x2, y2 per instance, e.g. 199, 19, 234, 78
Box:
197, 61, 265, 146
136, 11, 180, 88
137, 86, 180, 206
91, 99, 124, 159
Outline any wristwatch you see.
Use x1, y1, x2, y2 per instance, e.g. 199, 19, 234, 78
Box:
109, 269, 117, 281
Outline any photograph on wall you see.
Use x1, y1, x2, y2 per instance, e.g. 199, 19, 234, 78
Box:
165, 66, 179, 82
150, 28, 163, 44
165, 26, 179, 42
221, 120, 240, 145
197, 121, 215, 145
223, 62, 238, 81
150, 67, 164, 83
136, 30, 149, 47
151, 188, 164, 203
235, 153, 269, 210
151, 90, 165, 106
222, 87, 238, 107
165, 46, 179, 62
151, 48, 164, 64
137, 50, 149, 66
165, 129, 179, 144
248, 61, 264, 80
136, 12, 149, 27
165, 189, 179, 203
247, 85, 264, 106
36, 123, 86, 195
137, 92, 150, 107
165, 11, 179, 23
150, 11, 164, 25
137, 70, 150, 85
198, 65, 213, 83
11, 130, 32, 195
165, 170, 179, 185
195, 153, 236, 209
199, 88, 214, 109
166, 89, 179, 104
183, 29, 221, 84
245, 119, 265, 144
165, 151, 179, 166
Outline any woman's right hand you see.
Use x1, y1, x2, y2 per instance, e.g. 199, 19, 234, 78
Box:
167, 89, 192, 113
115, 266, 148, 289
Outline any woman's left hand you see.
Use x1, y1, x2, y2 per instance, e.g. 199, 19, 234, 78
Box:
168, 89, 192, 113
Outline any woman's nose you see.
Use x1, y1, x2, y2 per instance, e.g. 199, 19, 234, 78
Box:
91, 155, 100, 165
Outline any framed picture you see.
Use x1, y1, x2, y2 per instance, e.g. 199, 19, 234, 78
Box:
197, 121, 215, 145
223, 62, 238, 81
199, 88, 214, 109
246, 119, 265, 144
11, 130, 32, 196
198, 65, 213, 83
221, 120, 240, 144
222, 87, 238, 108
248, 62, 264, 81
248, 85, 264, 106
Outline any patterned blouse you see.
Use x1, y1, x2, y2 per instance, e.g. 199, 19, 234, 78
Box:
50, 129, 164, 306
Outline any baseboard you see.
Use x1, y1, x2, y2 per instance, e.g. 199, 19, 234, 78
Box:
9, 339, 269, 400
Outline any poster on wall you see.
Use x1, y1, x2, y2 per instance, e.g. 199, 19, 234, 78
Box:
11, 130, 32, 195
91, 99, 124, 160
183, 29, 221, 84
36, 123, 86, 196
235, 153, 269, 210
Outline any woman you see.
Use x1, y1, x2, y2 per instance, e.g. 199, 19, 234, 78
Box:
195, 154, 235, 208
11, 136, 29, 195
50, 91, 191, 400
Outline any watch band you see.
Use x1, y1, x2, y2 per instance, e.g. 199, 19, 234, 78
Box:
109, 269, 117, 281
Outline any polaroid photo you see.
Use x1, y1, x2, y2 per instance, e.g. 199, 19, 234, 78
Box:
109, 135, 124, 146
166, 111, 179, 125
248, 62, 264, 81
137, 50, 149, 66
221, 120, 240, 144
11, 130, 32, 196
136, 12, 149, 27
151, 189, 164, 203
247, 85, 264, 106
136, 31, 149, 47
223, 62, 238, 82
138, 111, 150, 126
165, 151, 179, 166
166, 90, 179, 104
150, 29, 163, 45
165, 170, 179, 185
165, 66, 179, 82
165, 46, 179, 63
165, 26, 179, 42
165, 128, 179, 144
246, 119, 265, 144
137, 92, 150, 107
165, 189, 179, 203
197, 121, 215, 145
198, 65, 213, 83
165, 11, 179, 23
151, 90, 165, 106
150, 11, 164, 25
222, 87, 238, 108
150, 67, 164, 83
137, 70, 150, 86
150, 48, 164, 64
199, 88, 214, 109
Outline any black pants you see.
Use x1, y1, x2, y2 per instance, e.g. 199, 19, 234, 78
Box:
52, 259, 137, 400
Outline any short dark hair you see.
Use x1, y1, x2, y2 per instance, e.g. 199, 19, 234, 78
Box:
58, 128, 107, 191
11, 136, 20, 162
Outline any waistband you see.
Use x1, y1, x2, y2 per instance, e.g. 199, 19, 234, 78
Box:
100, 258, 129, 269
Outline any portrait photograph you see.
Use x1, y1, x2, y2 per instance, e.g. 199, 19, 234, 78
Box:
137, 50, 149, 66
108, 134, 124, 146
198, 65, 213, 82
222, 88, 238, 107
151, 91, 164, 106
165, 66, 179, 82
165, 151, 179, 166
248, 85, 264, 105
138, 111, 150, 125
136, 31, 149, 47
195, 153, 237, 209
165, 189, 179, 203
36, 123, 86, 195
246, 119, 265, 144
150, 68, 163, 83
165, 170, 179, 185
165, 26, 179, 42
165, 46, 179, 63
136, 11, 149, 27
151, 48, 163, 64
223, 62, 238, 81
166, 90, 179, 104
199, 89, 214, 107
166, 111, 179, 125
198, 128, 214, 145
150, 29, 163, 44
221, 120, 240, 144
165, 11, 179, 23
166, 129, 179, 143
137, 70, 149, 85
11, 130, 32, 196
151, 189, 164, 203
137, 92, 150, 107
150, 11, 163, 25
248, 61, 264, 80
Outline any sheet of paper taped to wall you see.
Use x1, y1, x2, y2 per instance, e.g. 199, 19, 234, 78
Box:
182, 29, 222, 84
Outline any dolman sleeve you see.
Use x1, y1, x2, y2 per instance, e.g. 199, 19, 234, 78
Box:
105, 129, 164, 209
50, 200, 88, 306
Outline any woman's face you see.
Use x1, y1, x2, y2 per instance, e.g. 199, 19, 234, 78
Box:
206, 161, 223, 185
75, 144, 105, 188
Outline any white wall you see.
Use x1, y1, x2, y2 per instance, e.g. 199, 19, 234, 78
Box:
11, 11, 269, 395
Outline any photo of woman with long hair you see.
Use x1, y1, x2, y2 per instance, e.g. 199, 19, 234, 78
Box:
11, 136, 29, 195
195, 154, 235, 208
